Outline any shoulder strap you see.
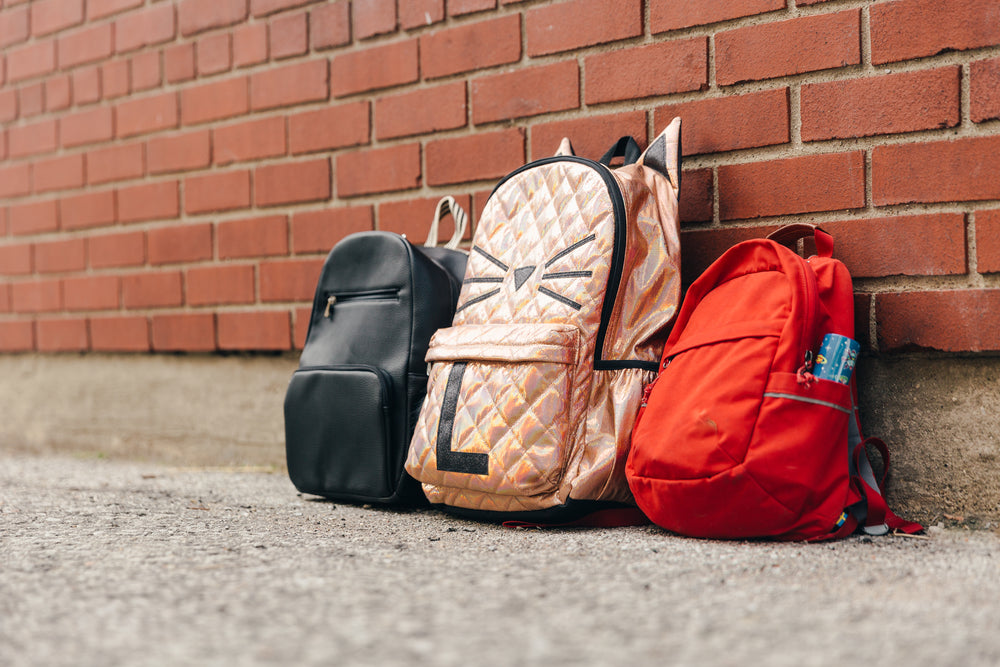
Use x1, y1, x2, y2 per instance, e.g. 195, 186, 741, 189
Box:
599, 136, 642, 166
766, 223, 834, 258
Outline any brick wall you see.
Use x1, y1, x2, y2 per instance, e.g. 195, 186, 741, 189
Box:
1, 0, 999, 355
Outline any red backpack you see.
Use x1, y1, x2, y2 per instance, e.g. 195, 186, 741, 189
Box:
626, 225, 922, 541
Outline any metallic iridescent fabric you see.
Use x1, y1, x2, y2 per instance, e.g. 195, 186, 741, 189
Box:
406, 119, 683, 513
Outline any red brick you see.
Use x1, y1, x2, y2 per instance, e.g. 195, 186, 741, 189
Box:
871, 0, 1000, 65
876, 289, 1000, 352
11, 278, 62, 312
45, 75, 71, 111
36, 318, 89, 352
251, 0, 312, 16
651, 0, 784, 32
9, 200, 59, 236
449, 0, 495, 15
63, 275, 119, 310
214, 117, 286, 165
187, 264, 256, 306
256, 159, 331, 207
122, 270, 183, 308
802, 67, 960, 142
291, 206, 374, 254
259, 258, 323, 301
90, 315, 150, 352
34, 238, 85, 274
151, 313, 216, 352
116, 92, 179, 138
218, 311, 291, 350
654, 89, 789, 156
87, 0, 144, 20
178, 0, 247, 37
292, 306, 311, 349
426, 128, 525, 187
88, 230, 146, 269
289, 101, 369, 154
379, 195, 473, 242
59, 107, 113, 148
585, 38, 707, 104
33, 154, 85, 194
31, 0, 84, 36
72, 66, 101, 104
977, 209, 1000, 274
185, 170, 251, 214
0, 5, 30, 48
118, 180, 180, 224
0, 164, 32, 198
0, 89, 18, 123
165, 43, 196, 83
234, 22, 269, 67
376, 82, 465, 141
527, 0, 640, 57
147, 130, 212, 175
102, 59, 131, 99
131, 50, 161, 91
60, 190, 116, 231
354, 0, 396, 40
57, 22, 112, 68
181, 76, 249, 125
336, 143, 422, 197
218, 215, 289, 259
971, 56, 1000, 124
148, 223, 213, 265
400, 0, 443, 30
6, 40, 56, 82
8, 119, 57, 158
270, 11, 307, 59
333, 40, 420, 97
114, 2, 176, 52
716, 10, 860, 86
679, 168, 713, 224
823, 213, 967, 279
0, 321, 35, 352
311, 1, 350, 50
718, 151, 864, 220
251, 59, 328, 110
472, 61, 579, 124
873, 135, 1000, 206
0, 242, 33, 276
19, 82, 45, 117
87, 143, 144, 185
196, 32, 232, 75
420, 15, 520, 79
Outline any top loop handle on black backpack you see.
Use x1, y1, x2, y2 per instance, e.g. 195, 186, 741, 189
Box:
424, 196, 469, 250
599, 136, 642, 167
766, 223, 834, 259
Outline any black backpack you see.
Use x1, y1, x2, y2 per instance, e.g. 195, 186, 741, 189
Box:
284, 200, 467, 504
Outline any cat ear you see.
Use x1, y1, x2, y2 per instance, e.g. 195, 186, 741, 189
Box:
554, 137, 575, 157
638, 117, 681, 195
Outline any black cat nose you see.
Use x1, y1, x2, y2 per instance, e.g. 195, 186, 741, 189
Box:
513, 266, 535, 290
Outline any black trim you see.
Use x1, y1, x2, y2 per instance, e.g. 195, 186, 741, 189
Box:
544, 233, 596, 268
435, 363, 489, 475
472, 245, 509, 272
541, 271, 592, 279
434, 499, 636, 524
538, 286, 582, 311
464, 277, 503, 284
456, 288, 500, 313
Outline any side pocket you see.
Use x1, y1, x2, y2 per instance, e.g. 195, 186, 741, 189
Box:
284, 365, 393, 500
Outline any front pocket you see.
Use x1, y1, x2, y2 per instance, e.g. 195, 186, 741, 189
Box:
407, 323, 580, 497
284, 365, 393, 500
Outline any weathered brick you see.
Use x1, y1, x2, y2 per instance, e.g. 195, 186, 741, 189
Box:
0, 321, 36, 352
292, 306, 311, 349
33, 154, 85, 194
873, 135, 1000, 206
291, 206, 374, 253
60, 190, 116, 230
8, 118, 57, 158
187, 264, 256, 307
651, 0, 785, 32
57, 23, 112, 68
871, 0, 1000, 65
9, 200, 59, 236
259, 258, 324, 302
530, 111, 646, 162
270, 11, 308, 59
971, 56, 1000, 124
218, 215, 289, 259
233, 22, 269, 68
399, 0, 443, 30
251, 0, 312, 16
116, 92, 179, 138
87, 0, 144, 20
420, 15, 520, 79
654, 88, 789, 155
101, 59, 130, 99
802, 67, 960, 141
122, 270, 183, 308
87, 143, 145, 185
148, 223, 213, 265
379, 195, 473, 242
376, 82, 465, 141
256, 159, 331, 207
45, 75, 72, 112
331, 39, 417, 97
72, 66, 102, 104
353, 0, 396, 40
289, 101, 370, 154
449, 0, 496, 16
196, 32, 232, 75
473, 61, 579, 124
426, 128, 524, 186
11, 278, 62, 312
976, 209, 1000, 275
184, 170, 252, 214
19, 82, 45, 117
716, 10, 860, 86
0, 89, 18, 123
34, 238, 86, 274
62, 275, 119, 310
218, 310, 291, 350
89, 230, 146, 269
678, 169, 714, 224
31, 0, 84, 36
0, 242, 34, 276
526, 0, 640, 57
214, 117, 286, 165
36, 318, 89, 352
585, 38, 707, 104
311, 1, 350, 50
179, 0, 248, 37
876, 289, 1000, 352
718, 151, 864, 220
147, 130, 212, 175
60, 106, 113, 148
151, 312, 216, 351
6, 40, 56, 83
165, 43, 197, 83
0, 164, 32, 198
251, 59, 328, 110
335, 143, 422, 197
118, 180, 180, 223
90, 315, 150, 352
114, 2, 176, 52
0, 5, 30, 48
181, 76, 249, 125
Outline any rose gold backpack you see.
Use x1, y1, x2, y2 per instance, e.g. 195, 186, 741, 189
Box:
405, 118, 682, 523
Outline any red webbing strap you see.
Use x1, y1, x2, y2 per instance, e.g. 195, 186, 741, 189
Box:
502, 507, 650, 529
852, 441, 924, 535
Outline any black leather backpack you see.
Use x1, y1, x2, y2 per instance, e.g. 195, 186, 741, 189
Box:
284, 199, 467, 504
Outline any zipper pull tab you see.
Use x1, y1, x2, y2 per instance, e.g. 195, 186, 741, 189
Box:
323, 295, 337, 318
640, 382, 655, 408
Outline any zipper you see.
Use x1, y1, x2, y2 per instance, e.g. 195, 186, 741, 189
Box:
762, 391, 851, 415
796, 256, 821, 373
323, 288, 400, 317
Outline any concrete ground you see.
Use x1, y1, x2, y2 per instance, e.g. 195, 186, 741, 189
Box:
1, 453, 998, 667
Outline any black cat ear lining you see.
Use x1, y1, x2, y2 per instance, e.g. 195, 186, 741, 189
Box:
639, 117, 681, 193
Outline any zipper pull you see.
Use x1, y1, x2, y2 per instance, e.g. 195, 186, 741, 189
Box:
323, 295, 337, 318
640, 382, 655, 408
